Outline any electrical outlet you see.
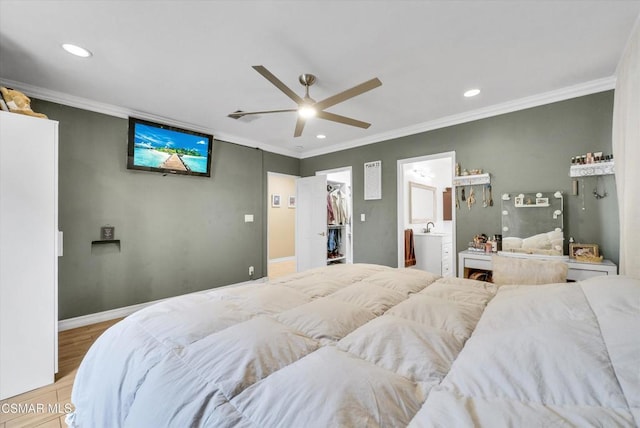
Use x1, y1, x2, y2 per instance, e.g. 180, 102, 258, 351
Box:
249, 266, 254, 277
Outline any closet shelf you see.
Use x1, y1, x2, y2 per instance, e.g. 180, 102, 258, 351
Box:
569, 161, 614, 177
453, 173, 490, 187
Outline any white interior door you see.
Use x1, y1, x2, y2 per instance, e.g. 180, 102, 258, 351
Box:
296, 175, 327, 271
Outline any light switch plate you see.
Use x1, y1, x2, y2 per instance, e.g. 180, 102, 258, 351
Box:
245, 214, 254, 222
360, 213, 366, 222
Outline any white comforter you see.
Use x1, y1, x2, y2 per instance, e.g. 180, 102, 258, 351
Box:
68, 264, 496, 427
410, 275, 640, 427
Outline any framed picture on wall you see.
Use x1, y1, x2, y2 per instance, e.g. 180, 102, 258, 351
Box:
272, 194, 281, 208
288, 195, 296, 208
100, 226, 115, 240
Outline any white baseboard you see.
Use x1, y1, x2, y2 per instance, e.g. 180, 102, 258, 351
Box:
268, 256, 296, 263
58, 278, 268, 331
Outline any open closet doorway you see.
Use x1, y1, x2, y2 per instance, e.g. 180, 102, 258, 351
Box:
317, 167, 353, 265
295, 166, 353, 272
267, 172, 298, 279
397, 152, 456, 276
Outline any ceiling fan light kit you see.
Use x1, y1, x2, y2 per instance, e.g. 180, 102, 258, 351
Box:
298, 105, 317, 118
228, 65, 382, 137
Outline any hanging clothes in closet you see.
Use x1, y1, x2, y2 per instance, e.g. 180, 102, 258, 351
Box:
328, 186, 349, 225
327, 228, 342, 260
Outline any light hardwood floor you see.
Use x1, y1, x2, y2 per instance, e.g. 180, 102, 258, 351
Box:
2, 266, 292, 428
0, 318, 122, 428
268, 259, 296, 279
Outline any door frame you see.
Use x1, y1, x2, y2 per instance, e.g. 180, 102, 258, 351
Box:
267, 172, 299, 276
396, 152, 456, 271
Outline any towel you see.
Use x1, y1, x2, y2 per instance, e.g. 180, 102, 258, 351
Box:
404, 229, 416, 267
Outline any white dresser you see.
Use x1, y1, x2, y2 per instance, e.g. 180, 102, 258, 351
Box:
0, 111, 59, 399
457, 250, 617, 281
414, 233, 453, 277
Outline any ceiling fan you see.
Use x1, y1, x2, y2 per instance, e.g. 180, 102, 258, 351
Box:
228, 65, 382, 137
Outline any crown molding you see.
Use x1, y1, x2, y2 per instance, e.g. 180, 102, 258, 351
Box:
299, 76, 616, 159
0, 78, 300, 158
1, 76, 615, 160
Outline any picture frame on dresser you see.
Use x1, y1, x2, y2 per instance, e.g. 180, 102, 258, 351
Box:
569, 243, 599, 259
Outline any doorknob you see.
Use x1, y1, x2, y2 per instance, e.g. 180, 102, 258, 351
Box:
318, 232, 326, 236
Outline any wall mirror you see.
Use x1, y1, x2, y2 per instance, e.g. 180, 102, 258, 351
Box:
501, 190, 565, 257
409, 182, 436, 224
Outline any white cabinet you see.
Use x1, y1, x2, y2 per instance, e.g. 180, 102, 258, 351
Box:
0, 111, 59, 400
414, 233, 452, 277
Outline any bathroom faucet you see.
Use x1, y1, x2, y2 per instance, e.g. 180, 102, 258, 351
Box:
426, 222, 435, 233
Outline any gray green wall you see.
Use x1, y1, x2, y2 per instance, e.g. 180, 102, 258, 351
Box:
33, 90, 618, 319
32, 100, 299, 319
301, 91, 619, 268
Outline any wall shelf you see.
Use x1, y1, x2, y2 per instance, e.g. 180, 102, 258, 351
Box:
453, 173, 490, 186
91, 239, 121, 250
569, 161, 614, 177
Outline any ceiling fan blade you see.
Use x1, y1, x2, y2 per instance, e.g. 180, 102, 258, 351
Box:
293, 117, 306, 137
314, 78, 382, 111
228, 109, 297, 119
252, 65, 304, 105
316, 111, 371, 129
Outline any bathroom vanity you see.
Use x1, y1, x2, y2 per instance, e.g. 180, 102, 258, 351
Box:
414, 233, 453, 277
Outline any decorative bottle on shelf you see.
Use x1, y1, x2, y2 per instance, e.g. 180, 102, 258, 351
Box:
495, 234, 502, 251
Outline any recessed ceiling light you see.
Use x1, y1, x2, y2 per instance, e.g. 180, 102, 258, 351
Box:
62, 43, 92, 58
316, 134, 326, 139
464, 88, 481, 98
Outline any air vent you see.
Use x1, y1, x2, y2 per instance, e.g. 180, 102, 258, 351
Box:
228, 110, 260, 122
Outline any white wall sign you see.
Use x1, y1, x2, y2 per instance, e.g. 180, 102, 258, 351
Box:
364, 160, 382, 200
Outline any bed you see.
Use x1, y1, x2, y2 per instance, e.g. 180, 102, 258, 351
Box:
66, 264, 639, 427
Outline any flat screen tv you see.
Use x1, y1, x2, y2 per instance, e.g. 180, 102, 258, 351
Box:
127, 117, 213, 177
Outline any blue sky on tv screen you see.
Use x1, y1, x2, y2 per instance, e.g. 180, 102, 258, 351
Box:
134, 123, 209, 157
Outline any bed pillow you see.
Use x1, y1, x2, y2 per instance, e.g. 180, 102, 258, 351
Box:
502, 237, 523, 250
491, 254, 568, 286
521, 232, 552, 250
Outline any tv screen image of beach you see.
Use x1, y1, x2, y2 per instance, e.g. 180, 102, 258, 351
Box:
127, 118, 213, 177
